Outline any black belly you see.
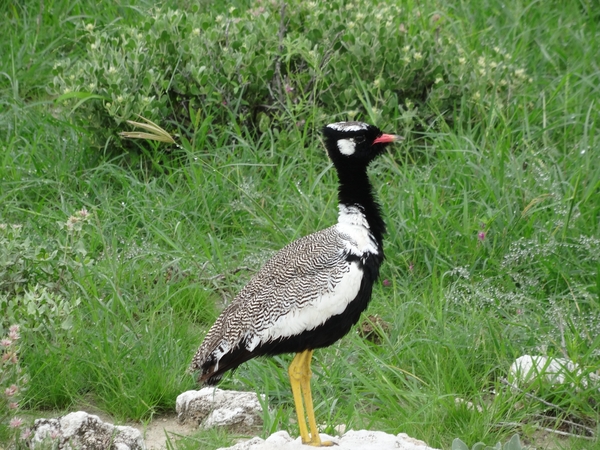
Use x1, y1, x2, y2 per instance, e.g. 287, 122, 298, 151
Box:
202, 253, 382, 385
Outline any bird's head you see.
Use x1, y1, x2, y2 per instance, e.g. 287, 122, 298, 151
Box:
322, 121, 402, 166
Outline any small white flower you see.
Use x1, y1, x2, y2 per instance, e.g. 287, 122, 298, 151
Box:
413, 52, 423, 60
228, 6, 236, 13
435, 76, 443, 84
472, 92, 481, 101
458, 57, 466, 65
356, 13, 365, 21
108, 66, 117, 74
85, 23, 94, 32
403, 45, 410, 52
514, 68, 526, 78
192, 28, 200, 36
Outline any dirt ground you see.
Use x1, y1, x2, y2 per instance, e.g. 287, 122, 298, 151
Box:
132, 413, 197, 450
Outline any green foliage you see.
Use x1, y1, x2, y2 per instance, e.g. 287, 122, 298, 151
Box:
0, 211, 92, 334
453, 434, 526, 450
1, 0, 600, 448
52, 0, 531, 151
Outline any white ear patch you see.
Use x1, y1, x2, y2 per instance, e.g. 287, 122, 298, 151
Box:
337, 138, 356, 155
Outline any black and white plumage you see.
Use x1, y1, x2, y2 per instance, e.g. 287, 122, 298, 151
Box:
190, 121, 401, 446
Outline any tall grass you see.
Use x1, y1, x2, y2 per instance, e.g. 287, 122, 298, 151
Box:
1, 0, 599, 449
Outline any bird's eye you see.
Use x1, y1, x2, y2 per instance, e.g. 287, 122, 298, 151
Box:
355, 136, 365, 144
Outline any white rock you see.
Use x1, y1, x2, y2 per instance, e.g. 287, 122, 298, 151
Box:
509, 355, 600, 390
217, 430, 440, 450
30, 411, 145, 449
176, 387, 264, 433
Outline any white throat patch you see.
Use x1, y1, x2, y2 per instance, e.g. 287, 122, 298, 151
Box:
337, 138, 356, 155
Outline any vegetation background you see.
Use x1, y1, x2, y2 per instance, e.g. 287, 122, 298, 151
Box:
1, 0, 598, 448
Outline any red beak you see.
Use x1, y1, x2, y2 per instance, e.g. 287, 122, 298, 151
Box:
373, 133, 403, 145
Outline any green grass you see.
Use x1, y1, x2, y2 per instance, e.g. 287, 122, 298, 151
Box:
1, 0, 599, 449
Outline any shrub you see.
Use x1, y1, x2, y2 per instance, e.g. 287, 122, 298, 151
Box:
52, 0, 530, 151
0, 210, 92, 335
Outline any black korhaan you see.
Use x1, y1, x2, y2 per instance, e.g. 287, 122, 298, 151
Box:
190, 121, 402, 446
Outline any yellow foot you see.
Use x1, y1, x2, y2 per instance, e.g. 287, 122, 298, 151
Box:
302, 435, 334, 447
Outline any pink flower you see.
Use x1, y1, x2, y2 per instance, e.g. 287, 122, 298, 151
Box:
409, 263, 414, 272
9, 324, 20, 334
1, 338, 11, 347
9, 402, 19, 410
9, 417, 23, 428
3, 351, 18, 363
8, 329, 19, 341
21, 428, 32, 440
5, 384, 18, 396
382, 279, 391, 287
477, 231, 486, 241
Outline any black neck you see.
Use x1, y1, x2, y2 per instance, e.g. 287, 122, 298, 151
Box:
335, 164, 386, 248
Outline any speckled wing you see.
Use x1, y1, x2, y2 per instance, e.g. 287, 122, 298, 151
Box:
189, 224, 359, 377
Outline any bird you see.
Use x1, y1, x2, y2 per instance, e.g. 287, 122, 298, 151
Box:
189, 121, 402, 446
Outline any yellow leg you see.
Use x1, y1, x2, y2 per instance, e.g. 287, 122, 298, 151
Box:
288, 350, 333, 447
289, 352, 311, 444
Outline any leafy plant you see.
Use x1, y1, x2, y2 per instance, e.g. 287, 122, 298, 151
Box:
0, 210, 92, 334
52, 0, 531, 152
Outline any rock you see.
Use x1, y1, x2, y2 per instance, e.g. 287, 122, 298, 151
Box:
217, 430, 440, 450
29, 411, 145, 450
509, 355, 600, 390
176, 387, 264, 433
